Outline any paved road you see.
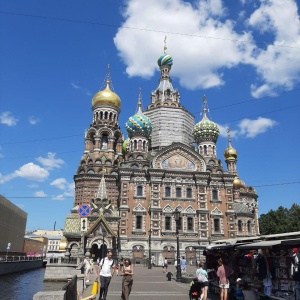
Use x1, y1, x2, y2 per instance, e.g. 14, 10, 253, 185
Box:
82, 265, 219, 300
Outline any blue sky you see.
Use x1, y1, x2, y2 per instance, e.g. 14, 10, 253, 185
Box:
0, 0, 299, 232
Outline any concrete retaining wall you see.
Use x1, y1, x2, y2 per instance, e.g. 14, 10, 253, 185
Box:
0, 260, 43, 276
44, 264, 81, 281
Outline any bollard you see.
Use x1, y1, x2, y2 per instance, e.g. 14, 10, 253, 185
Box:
166, 272, 173, 281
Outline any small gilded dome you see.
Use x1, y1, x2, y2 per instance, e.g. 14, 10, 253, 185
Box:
224, 146, 238, 161
157, 54, 173, 67
122, 138, 129, 154
126, 102, 152, 138
92, 80, 121, 109
233, 176, 242, 189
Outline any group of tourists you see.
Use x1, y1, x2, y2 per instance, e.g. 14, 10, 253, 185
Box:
82, 251, 133, 300
191, 258, 257, 300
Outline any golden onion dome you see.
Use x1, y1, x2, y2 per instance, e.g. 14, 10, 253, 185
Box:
233, 176, 242, 189
92, 80, 121, 109
224, 146, 238, 161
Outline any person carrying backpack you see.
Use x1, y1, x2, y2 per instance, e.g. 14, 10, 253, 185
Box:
196, 262, 209, 300
97, 251, 115, 300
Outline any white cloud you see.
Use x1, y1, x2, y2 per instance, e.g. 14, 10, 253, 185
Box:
29, 116, 40, 125
0, 112, 18, 126
114, 0, 255, 90
217, 123, 238, 138
71, 82, 92, 96
34, 190, 47, 197
114, 0, 300, 95
247, 0, 300, 97
50, 178, 67, 190
50, 178, 74, 200
36, 152, 64, 170
0, 163, 49, 184
238, 117, 277, 138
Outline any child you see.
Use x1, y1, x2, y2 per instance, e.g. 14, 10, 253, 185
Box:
236, 278, 243, 300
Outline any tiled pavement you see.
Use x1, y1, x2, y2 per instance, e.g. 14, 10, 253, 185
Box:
82, 265, 220, 300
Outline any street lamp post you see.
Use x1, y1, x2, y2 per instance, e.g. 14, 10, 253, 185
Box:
173, 209, 182, 282
148, 229, 152, 269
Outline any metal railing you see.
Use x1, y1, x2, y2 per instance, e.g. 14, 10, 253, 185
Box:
0, 255, 43, 262
62, 275, 77, 300
48, 257, 78, 264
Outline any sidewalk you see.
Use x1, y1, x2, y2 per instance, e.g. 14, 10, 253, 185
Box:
82, 265, 220, 300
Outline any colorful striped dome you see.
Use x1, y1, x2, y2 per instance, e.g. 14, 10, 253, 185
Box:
126, 107, 152, 138
157, 54, 173, 67
193, 115, 220, 143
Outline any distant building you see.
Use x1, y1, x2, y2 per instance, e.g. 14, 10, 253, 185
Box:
64, 49, 259, 263
31, 230, 66, 257
0, 195, 27, 252
23, 235, 48, 256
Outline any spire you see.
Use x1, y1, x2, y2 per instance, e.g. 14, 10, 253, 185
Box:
227, 128, 232, 147
137, 88, 142, 114
202, 95, 208, 116
101, 64, 115, 92
95, 168, 108, 200
164, 36, 167, 54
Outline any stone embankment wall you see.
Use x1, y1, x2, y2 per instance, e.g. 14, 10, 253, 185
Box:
0, 260, 43, 276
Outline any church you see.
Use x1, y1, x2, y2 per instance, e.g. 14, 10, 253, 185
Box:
63, 47, 259, 265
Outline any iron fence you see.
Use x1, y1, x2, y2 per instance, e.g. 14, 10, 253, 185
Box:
62, 275, 77, 300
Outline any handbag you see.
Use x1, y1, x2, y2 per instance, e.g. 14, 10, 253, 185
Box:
91, 280, 99, 295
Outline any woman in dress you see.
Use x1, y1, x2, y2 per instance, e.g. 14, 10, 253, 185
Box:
120, 258, 134, 300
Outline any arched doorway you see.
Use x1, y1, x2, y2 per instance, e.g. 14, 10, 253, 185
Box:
99, 243, 107, 260
163, 246, 175, 265
132, 245, 145, 265
90, 244, 101, 261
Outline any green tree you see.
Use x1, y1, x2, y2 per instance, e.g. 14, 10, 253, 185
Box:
259, 203, 300, 235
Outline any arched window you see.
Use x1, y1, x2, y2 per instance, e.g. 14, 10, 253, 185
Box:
137, 186, 143, 196
214, 219, 220, 232
204, 145, 207, 155
186, 188, 192, 198
134, 140, 137, 150
136, 216, 142, 230
238, 220, 243, 232
187, 217, 193, 231
101, 134, 108, 149
247, 221, 251, 233
176, 187, 181, 198
212, 189, 218, 200
165, 216, 171, 230
165, 186, 171, 197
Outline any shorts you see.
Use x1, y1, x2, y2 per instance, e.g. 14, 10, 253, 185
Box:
219, 282, 230, 289
201, 281, 209, 288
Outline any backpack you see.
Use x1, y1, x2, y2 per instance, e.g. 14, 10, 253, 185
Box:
197, 271, 206, 283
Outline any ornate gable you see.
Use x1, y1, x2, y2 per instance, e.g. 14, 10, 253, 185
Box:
152, 142, 206, 172
211, 207, 223, 216
85, 214, 117, 237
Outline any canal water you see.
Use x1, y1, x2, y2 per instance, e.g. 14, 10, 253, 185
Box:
0, 268, 64, 300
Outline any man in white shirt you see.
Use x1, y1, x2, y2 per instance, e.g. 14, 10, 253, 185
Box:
97, 251, 115, 300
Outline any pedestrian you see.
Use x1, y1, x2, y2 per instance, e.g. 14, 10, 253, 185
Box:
83, 256, 91, 282
196, 262, 209, 300
216, 258, 233, 300
180, 256, 187, 273
120, 258, 134, 300
90, 258, 94, 273
115, 264, 119, 276
163, 257, 168, 273
97, 250, 115, 300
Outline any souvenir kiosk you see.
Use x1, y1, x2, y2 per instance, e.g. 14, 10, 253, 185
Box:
235, 238, 300, 299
